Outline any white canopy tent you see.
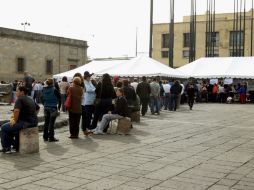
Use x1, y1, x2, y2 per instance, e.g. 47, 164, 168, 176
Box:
54, 55, 184, 80
176, 57, 254, 79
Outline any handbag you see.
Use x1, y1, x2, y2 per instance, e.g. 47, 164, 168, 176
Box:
94, 84, 102, 106
65, 89, 72, 110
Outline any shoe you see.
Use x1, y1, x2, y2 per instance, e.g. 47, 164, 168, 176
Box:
83, 130, 92, 136
0, 148, 11, 154
48, 138, 59, 142
68, 136, 78, 139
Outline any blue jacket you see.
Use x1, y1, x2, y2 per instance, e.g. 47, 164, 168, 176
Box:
42, 86, 60, 108
84, 80, 96, 105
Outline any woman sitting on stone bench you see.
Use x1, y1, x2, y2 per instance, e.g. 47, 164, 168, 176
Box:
0, 86, 38, 153
93, 88, 128, 135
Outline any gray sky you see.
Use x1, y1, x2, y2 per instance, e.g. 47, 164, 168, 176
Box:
0, 0, 253, 58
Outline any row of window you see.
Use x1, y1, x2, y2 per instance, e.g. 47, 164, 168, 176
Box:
17, 58, 53, 74
161, 48, 244, 59
162, 31, 244, 48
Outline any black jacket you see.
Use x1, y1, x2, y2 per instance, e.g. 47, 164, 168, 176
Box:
113, 96, 128, 117
136, 82, 151, 99
170, 84, 182, 95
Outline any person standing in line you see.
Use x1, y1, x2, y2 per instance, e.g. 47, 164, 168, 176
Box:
41, 78, 61, 142
130, 78, 138, 92
163, 81, 171, 110
23, 71, 34, 96
149, 78, 160, 115
170, 80, 182, 111
187, 83, 195, 110
93, 88, 128, 135
59, 76, 70, 112
91, 73, 116, 132
83, 71, 96, 135
67, 77, 83, 138
136, 76, 151, 116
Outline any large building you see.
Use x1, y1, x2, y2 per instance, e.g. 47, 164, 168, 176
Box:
153, 10, 254, 68
0, 27, 88, 82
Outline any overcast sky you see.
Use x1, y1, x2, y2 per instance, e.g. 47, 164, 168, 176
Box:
0, 0, 253, 58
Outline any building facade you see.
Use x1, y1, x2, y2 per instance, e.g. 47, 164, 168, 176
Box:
153, 10, 254, 68
0, 27, 88, 82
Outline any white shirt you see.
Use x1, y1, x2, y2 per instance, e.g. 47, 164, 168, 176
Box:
163, 84, 171, 93
130, 82, 138, 92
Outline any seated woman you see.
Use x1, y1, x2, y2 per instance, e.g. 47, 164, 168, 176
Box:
93, 88, 128, 135
0, 86, 38, 153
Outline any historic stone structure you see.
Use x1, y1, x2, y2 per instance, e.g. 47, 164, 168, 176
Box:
153, 10, 254, 68
0, 27, 88, 82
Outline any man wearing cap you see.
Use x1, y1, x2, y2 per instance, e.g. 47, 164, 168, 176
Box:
82, 71, 96, 135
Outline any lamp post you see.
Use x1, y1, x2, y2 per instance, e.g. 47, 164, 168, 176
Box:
21, 22, 30, 31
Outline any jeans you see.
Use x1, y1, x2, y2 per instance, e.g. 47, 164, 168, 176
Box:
95, 114, 123, 132
60, 94, 67, 112
150, 96, 159, 114
1, 121, 24, 150
170, 94, 178, 111
164, 93, 170, 110
43, 107, 58, 140
69, 111, 81, 137
85, 105, 94, 130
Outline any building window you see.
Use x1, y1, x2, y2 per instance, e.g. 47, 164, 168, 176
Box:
230, 31, 244, 46
69, 65, 77, 70
161, 51, 169, 58
162, 34, 169, 48
46, 60, 53, 74
206, 32, 219, 47
229, 49, 244, 56
182, 50, 189, 58
207, 49, 219, 57
17, 57, 25, 73
183, 33, 190, 47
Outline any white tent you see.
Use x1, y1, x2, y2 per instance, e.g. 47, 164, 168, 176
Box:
54, 55, 184, 80
176, 57, 254, 79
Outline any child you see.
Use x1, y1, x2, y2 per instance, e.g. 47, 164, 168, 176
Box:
93, 88, 128, 135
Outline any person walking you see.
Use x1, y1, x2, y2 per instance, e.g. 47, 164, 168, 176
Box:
187, 83, 195, 110
136, 76, 151, 116
42, 78, 61, 142
67, 77, 83, 138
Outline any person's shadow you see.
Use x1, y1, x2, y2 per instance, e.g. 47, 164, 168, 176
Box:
45, 142, 69, 156
70, 136, 99, 152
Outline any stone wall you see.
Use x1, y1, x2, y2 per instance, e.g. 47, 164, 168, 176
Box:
0, 27, 88, 82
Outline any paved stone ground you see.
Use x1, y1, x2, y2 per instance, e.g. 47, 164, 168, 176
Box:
0, 103, 254, 190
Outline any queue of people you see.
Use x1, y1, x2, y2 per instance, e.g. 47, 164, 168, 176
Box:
0, 71, 251, 154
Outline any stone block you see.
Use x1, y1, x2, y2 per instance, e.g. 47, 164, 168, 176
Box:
19, 127, 39, 154
130, 111, 140, 122
117, 117, 132, 135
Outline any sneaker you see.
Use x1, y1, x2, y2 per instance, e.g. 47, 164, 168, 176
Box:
48, 138, 59, 142
0, 148, 11, 154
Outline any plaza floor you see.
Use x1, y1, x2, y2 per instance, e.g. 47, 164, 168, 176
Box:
0, 103, 254, 190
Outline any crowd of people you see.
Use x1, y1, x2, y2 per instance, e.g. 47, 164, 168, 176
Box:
0, 71, 251, 153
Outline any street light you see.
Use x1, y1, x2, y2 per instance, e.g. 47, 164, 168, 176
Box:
21, 22, 30, 31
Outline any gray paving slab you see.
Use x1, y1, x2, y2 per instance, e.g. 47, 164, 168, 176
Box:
0, 103, 254, 189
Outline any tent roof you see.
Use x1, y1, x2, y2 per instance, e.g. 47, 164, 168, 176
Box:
176, 57, 254, 79
54, 55, 184, 79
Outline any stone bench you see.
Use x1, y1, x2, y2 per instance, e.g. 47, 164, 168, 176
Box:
19, 127, 39, 154
130, 111, 140, 122
117, 117, 132, 135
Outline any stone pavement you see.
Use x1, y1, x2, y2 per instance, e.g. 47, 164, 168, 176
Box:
0, 103, 254, 190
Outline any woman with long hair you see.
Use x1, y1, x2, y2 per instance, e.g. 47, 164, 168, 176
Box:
91, 73, 116, 131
